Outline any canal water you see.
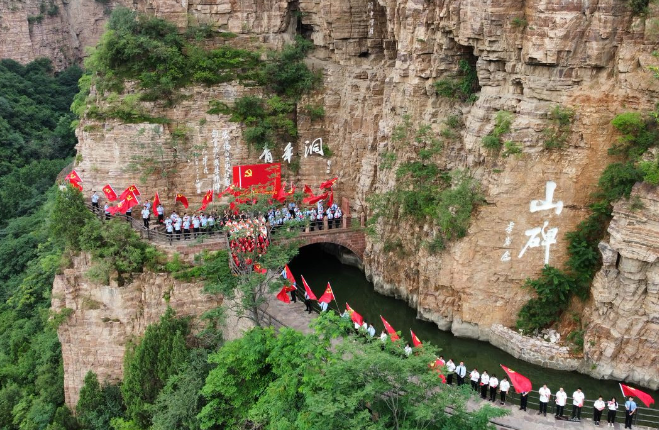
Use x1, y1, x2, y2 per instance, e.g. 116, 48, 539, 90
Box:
289, 244, 659, 406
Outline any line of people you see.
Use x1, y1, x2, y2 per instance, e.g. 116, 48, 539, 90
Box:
268, 201, 343, 232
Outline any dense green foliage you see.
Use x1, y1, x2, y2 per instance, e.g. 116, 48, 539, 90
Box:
542, 105, 575, 149
516, 110, 659, 333
0, 58, 81, 176
122, 309, 190, 428
84, 8, 261, 101
77, 371, 125, 430
434, 59, 480, 103
199, 313, 506, 430
627, 0, 650, 15
0, 58, 84, 430
369, 117, 483, 252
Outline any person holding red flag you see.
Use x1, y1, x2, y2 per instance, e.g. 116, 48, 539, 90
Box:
380, 316, 399, 341
300, 275, 316, 313
276, 285, 296, 304
620, 383, 655, 408
66, 170, 82, 184
318, 282, 335, 304
119, 185, 140, 200
345, 303, 363, 327
499, 364, 533, 394
153, 193, 164, 223
280, 264, 297, 303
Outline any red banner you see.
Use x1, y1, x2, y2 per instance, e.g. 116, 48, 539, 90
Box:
232, 163, 281, 194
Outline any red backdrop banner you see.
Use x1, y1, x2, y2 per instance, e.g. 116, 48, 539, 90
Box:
232, 163, 281, 194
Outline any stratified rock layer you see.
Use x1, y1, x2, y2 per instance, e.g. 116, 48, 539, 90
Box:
3, 0, 654, 391
51, 253, 251, 408
584, 184, 659, 389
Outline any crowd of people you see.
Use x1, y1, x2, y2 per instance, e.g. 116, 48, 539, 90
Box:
93, 192, 345, 238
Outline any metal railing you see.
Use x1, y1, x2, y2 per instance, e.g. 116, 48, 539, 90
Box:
492, 389, 659, 427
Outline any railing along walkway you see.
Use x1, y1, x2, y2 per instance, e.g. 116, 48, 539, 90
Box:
86, 203, 364, 248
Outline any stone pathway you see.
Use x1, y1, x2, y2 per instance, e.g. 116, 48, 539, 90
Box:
262, 294, 316, 334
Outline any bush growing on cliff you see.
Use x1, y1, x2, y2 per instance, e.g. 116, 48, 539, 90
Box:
434, 59, 480, 103
542, 105, 575, 149
627, 0, 650, 15
84, 7, 262, 101
482, 110, 514, 151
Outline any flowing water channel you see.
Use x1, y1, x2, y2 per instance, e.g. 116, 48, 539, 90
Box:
288, 244, 659, 406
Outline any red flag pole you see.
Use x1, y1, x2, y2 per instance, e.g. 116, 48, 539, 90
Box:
620, 383, 625, 400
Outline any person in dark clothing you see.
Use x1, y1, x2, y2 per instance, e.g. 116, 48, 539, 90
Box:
520, 391, 529, 411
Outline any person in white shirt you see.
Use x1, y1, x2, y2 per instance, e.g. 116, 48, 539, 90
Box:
470, 368, 480, 392
404, 344, 412, 356
488, 374, 499, 402
91, 191, 100, 212
156, 204, 164, 223
607, 396, 619, 427
367, 324, 376, 338
174, 217, 182, 240
104, 203, 111, 220
361, 322, 368, 332
380, 331, 388, 343
538, 384, 551, 416
165, 217, 173, 243
499, 378, 510, 405
446, 359, 456, 385
141, 206, 150, 228
319, 301, 328, 312
480, 371, 489, 399
555, 387, 567, 418
571, 388, 585, 421
593, 395, 606, 426
455, 361, 467, 386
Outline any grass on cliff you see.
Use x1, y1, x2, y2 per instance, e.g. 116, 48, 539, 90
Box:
367, 116, 484, 254
516, 111, 659, 334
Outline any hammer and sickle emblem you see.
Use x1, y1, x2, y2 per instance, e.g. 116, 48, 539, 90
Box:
127, 195, 133, 201
244, 169, 253, 178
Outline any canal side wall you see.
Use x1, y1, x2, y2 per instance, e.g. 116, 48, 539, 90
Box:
488, 324, 582, 371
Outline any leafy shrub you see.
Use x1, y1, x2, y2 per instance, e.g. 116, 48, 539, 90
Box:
482, 110, 513, 151
543, 105, 575, 149
609, 112, 657, 159
502, 141, 522, 157
511, 17, 527, 28
305, 103, 325, 121
434, 59, 480, 102
639, 159, 659, 184
627, 0, 650, 15
260, 36, 321, 101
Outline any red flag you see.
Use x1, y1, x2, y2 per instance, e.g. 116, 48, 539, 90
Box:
318, 282, 335, 304
175, 193, 189, 209
320, 177, 337, 190
274, 182, 288, 203
410, 330, 422, 347
328, 190, 334, 207
120, 191, 139, 214
303, 184, 313, 196
301, 275, 317, 300
302, 192, 328, 205
380, 316, 400, 341
69, 181, 83, 191
66, 170, 81, 183
200, 190, 213, 210
276, 286, 291, 304
152, 192, 161, 217
102, 184, 117, 201
345, 303, 364, 326
119, 185, 140, 200
500, 365, 533, 394
253, 263, 267, 274
620, 383, 655, 407
281, 264, 296, 287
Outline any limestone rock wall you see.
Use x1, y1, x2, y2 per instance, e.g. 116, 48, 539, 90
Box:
51, 253, 252, 409
0, 0, 649, 390
66, 0, 659, 387
583, 184, 659, 389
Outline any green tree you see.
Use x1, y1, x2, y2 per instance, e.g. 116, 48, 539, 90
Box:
199, 313, 506, 430
77, 371, 125, 430
121, 308, 190, 428
50, 185, 94, 250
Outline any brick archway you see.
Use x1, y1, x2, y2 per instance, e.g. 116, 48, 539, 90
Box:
299, 230, 366, 261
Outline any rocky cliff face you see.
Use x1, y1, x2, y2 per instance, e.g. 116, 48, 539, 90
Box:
584, 183, 659, 389
5, 0, 655, 391
51, 253, 251, 409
